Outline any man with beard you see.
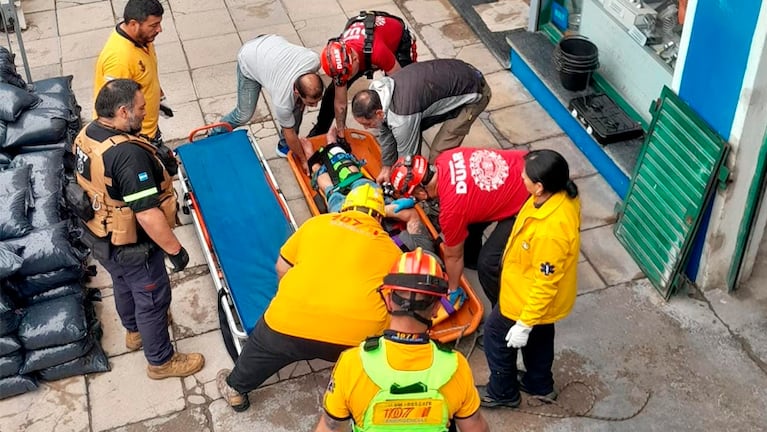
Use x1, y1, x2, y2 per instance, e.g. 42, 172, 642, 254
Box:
94, 0, 170, 147
72, 79, 204, 379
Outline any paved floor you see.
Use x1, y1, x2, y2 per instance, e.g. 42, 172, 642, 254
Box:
1, 0, 766, 431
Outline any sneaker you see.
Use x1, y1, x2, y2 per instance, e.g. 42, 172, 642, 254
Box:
518, 371, 558, 401
217, 369, 250, 412
477, 384, 520, 408
276, 138, 290, 158
146, 352, 205, 380
125, 331, 142, 351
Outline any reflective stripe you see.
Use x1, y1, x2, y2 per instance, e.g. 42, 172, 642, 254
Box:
123, 187, 158, 202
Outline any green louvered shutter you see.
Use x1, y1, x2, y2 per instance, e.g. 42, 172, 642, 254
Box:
614, 86, 729, 299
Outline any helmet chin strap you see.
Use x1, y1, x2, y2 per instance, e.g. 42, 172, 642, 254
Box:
388, 290, 435, 328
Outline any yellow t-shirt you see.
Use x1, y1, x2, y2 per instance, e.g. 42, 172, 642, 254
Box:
499, 191, 581, 325
264, 212, 402, 346
93, 27, 161, 139
322, 338, 481, 428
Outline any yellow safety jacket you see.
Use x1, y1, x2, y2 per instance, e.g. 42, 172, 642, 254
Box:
72, 128, 176, 246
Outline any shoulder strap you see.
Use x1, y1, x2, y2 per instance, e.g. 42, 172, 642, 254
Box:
345, 11, 406, 78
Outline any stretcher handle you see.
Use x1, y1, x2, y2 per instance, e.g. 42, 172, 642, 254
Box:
188, 122, 233, 142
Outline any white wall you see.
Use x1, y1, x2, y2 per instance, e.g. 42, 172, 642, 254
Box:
697, 6, 767, 290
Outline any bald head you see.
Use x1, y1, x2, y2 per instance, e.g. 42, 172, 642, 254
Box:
295, 72, 324, 100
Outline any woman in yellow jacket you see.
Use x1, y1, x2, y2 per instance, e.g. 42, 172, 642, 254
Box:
478, 149, 580, 408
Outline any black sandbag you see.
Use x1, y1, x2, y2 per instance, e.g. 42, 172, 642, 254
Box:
0, 165, 33, 240
34, 93, 78, 121
38, 342, 109, 381
5, 221, 84, 276
0, 243, 23, 279
0, 47, 27, 90
27, 283, 83, 305
3, 108, 68, 149
18, 294, 87, 350
18, 141, 68, 154
11, 150, 65, 228
20, 334, 93, 374
0, 351, 22, 378
10, 265, 84, 299
0, 335, 20, 356
0, 311, 20, 336
0, 374, 38, 400
0, 290, 14, 314
11, 150, 65, 194
31, 76, 73, 95
0, 83, 39, 122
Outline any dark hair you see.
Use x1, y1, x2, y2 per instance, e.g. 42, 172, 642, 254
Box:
123, 0, 164, 23
524, 149, 578, 198
351, 90, 382, 119
95, 79, 141, 118
294, 73, 325, 99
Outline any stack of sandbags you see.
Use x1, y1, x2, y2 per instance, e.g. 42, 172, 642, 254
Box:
0, 153, 109, 400
0, 63, 81, 159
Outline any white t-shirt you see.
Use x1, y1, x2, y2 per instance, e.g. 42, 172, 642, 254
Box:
237, 35, 320, 128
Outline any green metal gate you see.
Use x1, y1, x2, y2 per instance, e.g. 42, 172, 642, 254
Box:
614, 86, 729, 299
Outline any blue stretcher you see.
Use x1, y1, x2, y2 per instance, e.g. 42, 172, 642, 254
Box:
176, 127, 296, 357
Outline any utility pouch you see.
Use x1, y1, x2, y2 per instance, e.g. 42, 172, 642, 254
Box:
110, 206, 137, 246
113, 242, 154, 267
155, 143, 179, 177
77, 221, 110, 262
64, 180, 95, 221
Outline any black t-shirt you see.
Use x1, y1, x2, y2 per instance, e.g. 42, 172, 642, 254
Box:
80, 122, 165, 214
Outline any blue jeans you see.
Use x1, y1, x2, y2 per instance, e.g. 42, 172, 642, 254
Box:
326, 178, 378, 213
211, 63, 262, 135
483, 305, 555, 399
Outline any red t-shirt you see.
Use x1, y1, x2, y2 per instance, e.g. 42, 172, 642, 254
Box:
437, 148, 529, 247
341, 16, 405, 74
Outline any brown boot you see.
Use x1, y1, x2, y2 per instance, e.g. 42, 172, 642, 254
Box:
216, 369, 250, 412
146, 352, 205, 380
126, 331, 142, 351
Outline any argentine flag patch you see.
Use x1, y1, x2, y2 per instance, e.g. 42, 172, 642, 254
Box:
138, 172, 149, 182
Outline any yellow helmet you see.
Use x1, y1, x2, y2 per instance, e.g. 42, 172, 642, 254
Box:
341, 183, 385, 219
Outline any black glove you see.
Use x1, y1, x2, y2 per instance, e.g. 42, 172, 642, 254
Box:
155, 143, 179, 177
167, 247, 189, 272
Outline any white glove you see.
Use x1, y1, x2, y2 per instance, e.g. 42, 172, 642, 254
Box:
159, 96, 174, 118
505, 322, 532, 348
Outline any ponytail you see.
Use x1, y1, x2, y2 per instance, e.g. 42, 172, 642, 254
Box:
565, 179, 578, 198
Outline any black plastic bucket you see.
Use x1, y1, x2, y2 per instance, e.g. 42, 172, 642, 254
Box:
553, 36, 599, 91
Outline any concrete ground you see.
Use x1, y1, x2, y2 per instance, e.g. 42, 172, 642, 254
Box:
1, 0, 766, 431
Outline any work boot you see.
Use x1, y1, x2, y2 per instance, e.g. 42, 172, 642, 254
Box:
517, 371, 558, 401
216, 369, 250, 412
146, 352, 205, 380
125, 331, 142, 351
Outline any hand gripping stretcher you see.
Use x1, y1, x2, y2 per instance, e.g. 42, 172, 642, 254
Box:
287, 129, 484, 344
176, 125, 296, 358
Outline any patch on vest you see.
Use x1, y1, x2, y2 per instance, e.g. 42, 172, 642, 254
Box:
138, 172, 149, 182
540, 262, 556, 276
372, 399, 444, 425
326, 377, 335, 394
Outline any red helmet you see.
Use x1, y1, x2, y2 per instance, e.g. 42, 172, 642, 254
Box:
382, 248, 448, 298
320, 40, 353, 85
390, 155, 429, 197
380, 248, 448, 324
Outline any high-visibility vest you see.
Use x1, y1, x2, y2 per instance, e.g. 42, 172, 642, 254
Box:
355, 337, 457, 432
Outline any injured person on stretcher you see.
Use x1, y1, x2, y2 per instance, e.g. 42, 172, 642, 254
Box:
300, 136, 437, 255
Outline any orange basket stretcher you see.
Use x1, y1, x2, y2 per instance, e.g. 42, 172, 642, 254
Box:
286, 129, 483, 343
